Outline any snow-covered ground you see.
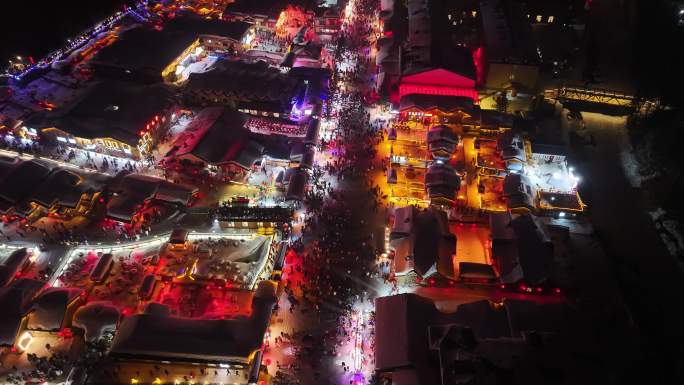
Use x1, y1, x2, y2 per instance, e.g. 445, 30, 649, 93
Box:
175, 55, 219, 83
526, 160, 578, 193
650, 208, 684, 260
580, 111, 684, 264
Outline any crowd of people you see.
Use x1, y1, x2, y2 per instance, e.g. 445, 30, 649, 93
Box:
1, 0, 388, 383
55, 146, 144, 174
267, 0, 386, 384
0, 131, 155, 176
2, 351, 70, 385
252, 29, 293, 54
246, 117, 306, 136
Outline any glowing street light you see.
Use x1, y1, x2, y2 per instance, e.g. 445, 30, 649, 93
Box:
16, 331, 34, 352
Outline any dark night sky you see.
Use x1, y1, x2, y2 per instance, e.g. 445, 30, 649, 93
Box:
0, 0, 130, 65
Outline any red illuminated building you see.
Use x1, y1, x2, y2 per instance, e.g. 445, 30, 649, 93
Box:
377, 0, 479, 105
399, 68, 478, 103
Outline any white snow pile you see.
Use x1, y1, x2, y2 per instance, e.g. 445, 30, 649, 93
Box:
650, 208, 684, 265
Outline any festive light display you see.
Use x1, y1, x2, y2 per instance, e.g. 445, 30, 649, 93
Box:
399, 84, 479, 102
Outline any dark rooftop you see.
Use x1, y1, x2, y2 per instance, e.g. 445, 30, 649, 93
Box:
184, 60, 305, 113
375, 294, 576, 385
458, 262, 498, 280
503, 173, 530, 196
427, 125, 459, 144
27, 287, 84, 332
481, 109, 515, 129
106, 172, 197, 222
426, 165, 460, 202
174, 107, 296, 169
286, 169, 309, 202
402, 0, 476, 80
0, 248, 31, 288
0, 278, 44, 346
0, 158, 52, 207
225, 0, 288, 17
225, 0, 318, 18
180, 107, 249, 165
31, 80, 176, 146
425, 164, 461, 188
479, 0, 538, 64
492, 214, 554, 285
375, 293, 441, 373
0, 157, 111, 217
28, 168, 109, 209
164, 13, 252, 41
92, 14, 251, 79
92, 26, 196, 79
109, 280, 278, 363
394, 207, 456, 278
531, 143, 568, 157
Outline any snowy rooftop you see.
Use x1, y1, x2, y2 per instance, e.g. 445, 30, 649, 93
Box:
524, 160, 578, 194
191, 235, 273, 288
161, 233, 275, 290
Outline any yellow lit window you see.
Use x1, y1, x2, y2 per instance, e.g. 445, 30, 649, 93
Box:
536, 15, 542, 23
548, 16, 554, 23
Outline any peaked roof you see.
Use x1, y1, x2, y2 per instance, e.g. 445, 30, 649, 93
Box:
427, 125, 458, 144
0, 159, 52, 205
376, 293, 581, 385
106, 173, 197, 222
286, 169, 308, 201
493, 214, 554, 285
109, 281, 278, 363
0, 249, 31, 287
173, 107, 294, 168
390, 207, 456, 279
28, 168, 109, 209
402, 68, 476, 88
0, 157, 111, 217
184, 60, 304, 110
27, 287, 84, 331
30, 81, 176, 145
425, 165, 461, 188
400, 94, 475, 115
92, 13, 251, 77
375, 293, 441, 371
0, 278, 44, 346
